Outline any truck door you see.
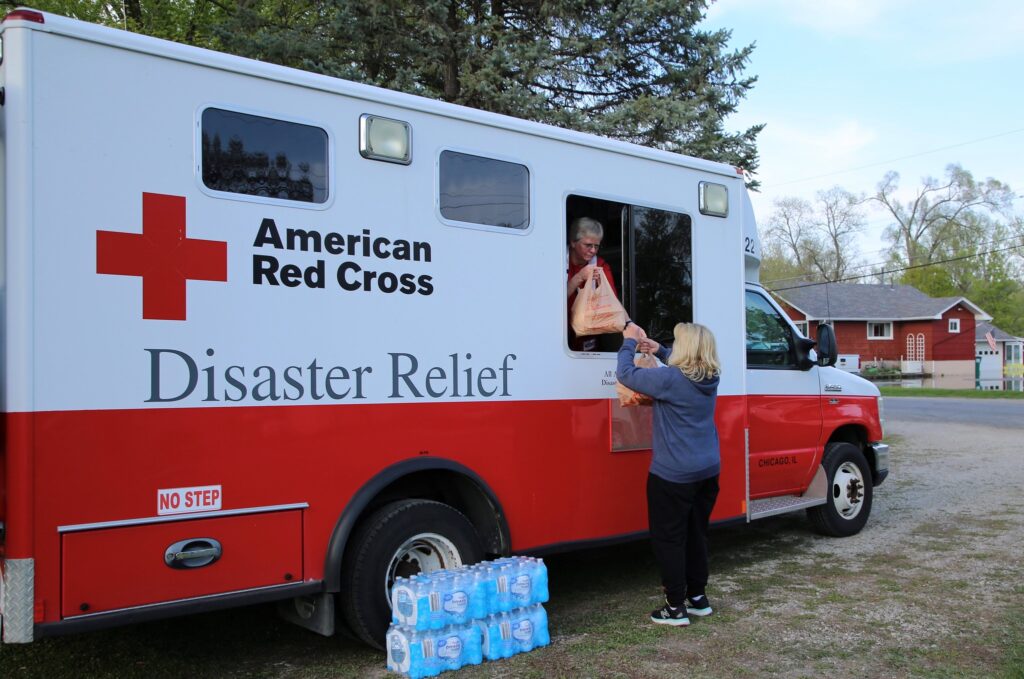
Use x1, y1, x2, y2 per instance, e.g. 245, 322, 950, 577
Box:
745, 289, 822, 497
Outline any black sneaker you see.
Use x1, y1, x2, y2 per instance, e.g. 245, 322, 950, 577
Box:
650, 602, 690, 626
685, 594, 713, 617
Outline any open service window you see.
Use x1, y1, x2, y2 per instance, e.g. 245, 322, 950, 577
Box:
566, 195, 692, 353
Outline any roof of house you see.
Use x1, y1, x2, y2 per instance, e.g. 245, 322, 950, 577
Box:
976, 321, 1021, 342
774, 283, 992, 322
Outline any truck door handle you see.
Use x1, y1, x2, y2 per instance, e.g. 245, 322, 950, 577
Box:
165, 538, 222, 569
828, 398, 840, 405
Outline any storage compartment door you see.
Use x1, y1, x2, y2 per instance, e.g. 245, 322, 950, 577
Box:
62, 510, 302, 617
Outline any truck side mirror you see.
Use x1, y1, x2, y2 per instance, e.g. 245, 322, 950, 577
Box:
817, 324, 838, 367
795, 336, 817, 371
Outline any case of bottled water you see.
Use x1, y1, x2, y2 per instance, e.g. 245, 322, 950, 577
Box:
386, 623, 483, 679
391, 556, 548, 629
475, 605, 550, 661
387, 556, 550, 677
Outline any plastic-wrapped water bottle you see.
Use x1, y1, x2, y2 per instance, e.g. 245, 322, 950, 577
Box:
467, 567, 487, 620
386, 625, 412, 676
459, 620, 483, 666
443, 570, 472, 625
418, 628, 441, 678
386, 625, 436, 679
525, 556, 549, 603
428, 573, 448, 630
391, 575, 411, 625
477, 612, 514, 660
434, 625, 465, 673
391, 575, 430, 631
479, 563, 499, 615
506, 604, 550, 654
496, 563, 514, 612
529, 604, 550, 647
509, 558, 533, 608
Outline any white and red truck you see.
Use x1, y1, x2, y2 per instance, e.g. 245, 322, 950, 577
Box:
0, 8, 887, 646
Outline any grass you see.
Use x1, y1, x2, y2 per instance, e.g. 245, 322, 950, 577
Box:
1001, 586, 1024, 679
2, 500, 1021, 678
879, 386, 1024, 398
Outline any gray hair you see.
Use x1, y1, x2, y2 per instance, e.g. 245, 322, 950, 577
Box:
570, 216, 604, 242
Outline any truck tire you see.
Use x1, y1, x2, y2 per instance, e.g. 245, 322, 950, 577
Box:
807, 442, 873, 537
340, 499, 484, 648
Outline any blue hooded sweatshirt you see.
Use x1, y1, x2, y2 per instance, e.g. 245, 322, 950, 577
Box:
616, 338, 721, 483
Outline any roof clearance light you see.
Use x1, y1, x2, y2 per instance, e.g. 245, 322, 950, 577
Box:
699, 182, 728, 217
359, 114, 412, 165
4, 9, 45, 23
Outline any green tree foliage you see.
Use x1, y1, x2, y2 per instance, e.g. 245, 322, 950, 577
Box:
0, 1, 228, 47
6, 1, 762, 174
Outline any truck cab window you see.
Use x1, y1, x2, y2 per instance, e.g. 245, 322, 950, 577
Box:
745, 291, 797, 368
566, 195, 692, 352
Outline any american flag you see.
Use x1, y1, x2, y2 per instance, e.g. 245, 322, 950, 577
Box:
986, 331, 997, 352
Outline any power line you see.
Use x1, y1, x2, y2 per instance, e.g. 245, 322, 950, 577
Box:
761, 127, 1024, 189
763, 230, 1024, 286
769, 240, 1024, 292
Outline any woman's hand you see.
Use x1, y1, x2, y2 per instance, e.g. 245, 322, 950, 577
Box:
623, 322, 646, 342
638, 337, 661, 354
569, 264, 597, 292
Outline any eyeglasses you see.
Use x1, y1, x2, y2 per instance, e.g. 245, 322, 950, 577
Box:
578, 241, 601, 251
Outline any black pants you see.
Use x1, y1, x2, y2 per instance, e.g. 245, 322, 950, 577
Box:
646, 472, 720, 607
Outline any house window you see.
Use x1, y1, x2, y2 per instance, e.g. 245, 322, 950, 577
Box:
1007, 344, 1022, 363
794, 321, 809, 337
949, 318, 960, 333
867, 322, 892, 340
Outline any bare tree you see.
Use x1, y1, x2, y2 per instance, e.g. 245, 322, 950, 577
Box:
764, 196, 814, 273
761, 187, 865, 286
806, 187, 866, 281
874, 163, 1014, 268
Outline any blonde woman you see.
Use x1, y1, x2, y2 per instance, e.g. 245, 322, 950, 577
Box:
618, 322, 721, 627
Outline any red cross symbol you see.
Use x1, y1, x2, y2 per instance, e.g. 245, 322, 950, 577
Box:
96, 193, 228, 321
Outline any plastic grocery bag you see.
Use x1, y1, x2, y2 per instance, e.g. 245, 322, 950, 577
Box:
571, 268, 627, 337
616, 352, 659, 407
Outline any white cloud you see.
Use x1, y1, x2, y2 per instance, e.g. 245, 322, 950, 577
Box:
711, 0, 1024, 61
709, 0, 902, 36
757, 119, 878, 188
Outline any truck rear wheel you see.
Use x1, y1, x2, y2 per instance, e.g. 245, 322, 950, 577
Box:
340, 499, 484, 648
807, 442, 873, 537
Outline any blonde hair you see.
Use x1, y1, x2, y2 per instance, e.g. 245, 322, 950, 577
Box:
667, 323, 721, 382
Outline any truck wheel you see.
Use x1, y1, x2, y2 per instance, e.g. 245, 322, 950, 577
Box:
340, 499, 484, 648
807, 442, 873, 537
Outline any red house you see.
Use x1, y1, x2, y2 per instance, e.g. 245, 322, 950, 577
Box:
774, 283, 991, 380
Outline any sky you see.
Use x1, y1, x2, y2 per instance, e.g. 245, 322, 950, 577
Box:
704, 0, 1024, 267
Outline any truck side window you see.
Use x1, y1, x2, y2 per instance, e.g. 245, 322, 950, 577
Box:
745, 291, 797, 368
439, 151, 529, 229
200, 108, 329, 204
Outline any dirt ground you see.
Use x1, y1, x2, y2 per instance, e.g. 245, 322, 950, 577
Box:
2, 417, 1022, 678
